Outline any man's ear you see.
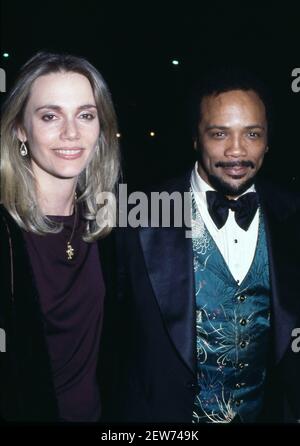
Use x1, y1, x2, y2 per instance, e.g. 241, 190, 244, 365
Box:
16, 126, 27, 143
193, 138, 198, 151
193, 134, 202, 152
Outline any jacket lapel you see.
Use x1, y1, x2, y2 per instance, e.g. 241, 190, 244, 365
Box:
138, 170, 197, 376
139, 225, 196, 376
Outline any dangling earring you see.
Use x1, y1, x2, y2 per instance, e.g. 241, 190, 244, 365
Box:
20, 141, 28, 157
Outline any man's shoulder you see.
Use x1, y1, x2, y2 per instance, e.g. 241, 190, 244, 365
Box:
256, 177, 300, 220
117, 168, 193, 236
143, 168, 193, 196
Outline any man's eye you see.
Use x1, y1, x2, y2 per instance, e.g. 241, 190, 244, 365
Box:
248, 132, 260, 138
42, 114, 56, 121
211, 131, 225, 138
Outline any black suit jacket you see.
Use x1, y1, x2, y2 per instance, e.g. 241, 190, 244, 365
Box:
109, 171, 300, 423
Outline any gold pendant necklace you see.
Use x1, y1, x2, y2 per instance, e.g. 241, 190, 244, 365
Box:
66, 192, 77, 260
66, 241, 75, 260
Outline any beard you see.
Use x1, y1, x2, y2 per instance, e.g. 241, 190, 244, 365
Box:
200, 159, 257, 197
206, 172, 256, 196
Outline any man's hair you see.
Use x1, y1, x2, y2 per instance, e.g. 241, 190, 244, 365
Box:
190, 66, 272, 140
1, 51, 121, 241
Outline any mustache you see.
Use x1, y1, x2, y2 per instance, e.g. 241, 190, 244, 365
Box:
215, 160, 255, 169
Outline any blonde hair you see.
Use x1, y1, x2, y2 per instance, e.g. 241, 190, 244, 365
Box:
1, 51, 121, 241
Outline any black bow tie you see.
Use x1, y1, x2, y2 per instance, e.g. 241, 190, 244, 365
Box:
206, 191, 259, 231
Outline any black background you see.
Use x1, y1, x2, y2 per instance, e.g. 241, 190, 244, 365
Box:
1, 1, 300, 190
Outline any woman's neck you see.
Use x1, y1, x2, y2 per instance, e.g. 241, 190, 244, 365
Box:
38, 189, 77, 216
36, 178, 77, 216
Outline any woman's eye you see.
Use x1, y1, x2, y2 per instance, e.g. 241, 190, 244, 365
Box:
42, 114, 56, 121
80, 113, 95, 120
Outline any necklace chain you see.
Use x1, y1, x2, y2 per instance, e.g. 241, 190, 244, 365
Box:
66, 192, 77, 260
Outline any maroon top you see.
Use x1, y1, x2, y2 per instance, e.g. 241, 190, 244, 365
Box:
22, 209, 105, 422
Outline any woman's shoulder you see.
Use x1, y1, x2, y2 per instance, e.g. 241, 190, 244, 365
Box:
0, 204, 9, 226
0, 204, 11, 225
0, 205, 11, 239
0, 204, 21, 240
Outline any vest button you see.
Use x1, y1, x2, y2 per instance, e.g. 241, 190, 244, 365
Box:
235, 383, 241, 389
240, 318, 247, 326
238, 295, 246, 302
240, 340, 247, 348
235, 399, 243, 406
238, 361, 246, 369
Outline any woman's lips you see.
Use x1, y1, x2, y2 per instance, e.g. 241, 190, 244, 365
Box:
53, 148, 84, 160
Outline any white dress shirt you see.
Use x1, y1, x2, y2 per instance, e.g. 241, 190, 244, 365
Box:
190, 162, 260, 284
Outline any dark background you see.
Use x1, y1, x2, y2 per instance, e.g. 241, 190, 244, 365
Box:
1, 1, 300, 190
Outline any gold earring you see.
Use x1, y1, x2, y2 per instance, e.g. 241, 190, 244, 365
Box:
20, 141, 28, 157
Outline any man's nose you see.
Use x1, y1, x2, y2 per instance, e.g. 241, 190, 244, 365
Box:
224, 135, 247, 157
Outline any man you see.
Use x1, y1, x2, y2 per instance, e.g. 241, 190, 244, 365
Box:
110, 69, 300, 423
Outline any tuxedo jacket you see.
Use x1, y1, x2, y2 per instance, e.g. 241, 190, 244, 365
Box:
109, 171, 300, 423
0, 205, 117, 422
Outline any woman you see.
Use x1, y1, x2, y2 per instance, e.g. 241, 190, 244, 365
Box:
0, 51, 120, 422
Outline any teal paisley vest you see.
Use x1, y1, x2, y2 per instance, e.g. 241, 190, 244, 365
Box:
191, 192, 271, 423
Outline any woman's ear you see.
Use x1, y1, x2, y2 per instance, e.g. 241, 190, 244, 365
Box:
16, 126, 27, 143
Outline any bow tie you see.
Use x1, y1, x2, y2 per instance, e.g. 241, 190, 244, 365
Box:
206, 191, 259, 231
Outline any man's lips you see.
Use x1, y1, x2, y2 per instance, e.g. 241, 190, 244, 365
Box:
215, 161, 254, 177
222, 165, 249, 176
